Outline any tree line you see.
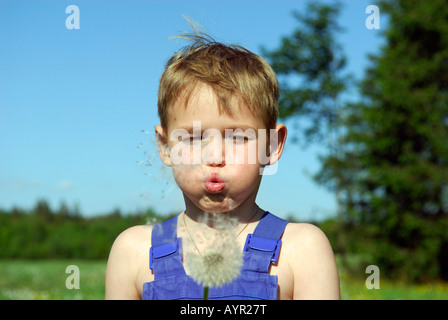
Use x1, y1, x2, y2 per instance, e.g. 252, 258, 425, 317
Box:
0, 199, 169, 260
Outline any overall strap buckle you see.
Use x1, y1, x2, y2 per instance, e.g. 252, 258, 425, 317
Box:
243, 234, 281, 263
150, 238, 182, 270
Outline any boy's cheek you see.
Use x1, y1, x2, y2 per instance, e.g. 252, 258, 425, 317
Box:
166, 141, 196, 166
172, 164, 203, 183
222, 140, 265, 166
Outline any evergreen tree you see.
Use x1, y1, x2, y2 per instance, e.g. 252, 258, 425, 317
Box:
262, 1, 350, 226
316, 0, 448, 280
262, 1, 350, 145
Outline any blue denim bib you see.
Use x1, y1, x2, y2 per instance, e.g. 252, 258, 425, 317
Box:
142, 212, 288, 300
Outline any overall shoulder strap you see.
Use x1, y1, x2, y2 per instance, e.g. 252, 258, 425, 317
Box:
151, 215, 178, 246
149, 214, 185, 279
253, 211, 289, 240
242, 212, 289, 273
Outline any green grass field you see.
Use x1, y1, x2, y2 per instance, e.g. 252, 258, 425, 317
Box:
0, 260, 106, 300
0, 260, 447, 299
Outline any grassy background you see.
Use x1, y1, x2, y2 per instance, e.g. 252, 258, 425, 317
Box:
0, 260, 106, 300
0, 259, 447, 300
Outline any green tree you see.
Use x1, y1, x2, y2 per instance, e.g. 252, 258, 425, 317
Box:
34, 199, 54, 222
262, 1, 350, 145
262, 1, 350, 256
315, 0, 448, 281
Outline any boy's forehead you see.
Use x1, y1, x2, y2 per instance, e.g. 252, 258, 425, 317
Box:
174, 83, 234, 110
167, 83, 264, 129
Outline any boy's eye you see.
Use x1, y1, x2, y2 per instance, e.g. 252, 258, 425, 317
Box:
232, 136, 249, 143
181, 135, 201, 143
189, 136, 202, 142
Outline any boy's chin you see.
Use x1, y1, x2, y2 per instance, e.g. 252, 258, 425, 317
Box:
195, 196, 238, 214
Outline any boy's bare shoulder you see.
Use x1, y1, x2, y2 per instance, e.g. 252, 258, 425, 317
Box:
281, 222, 335, 261
283, 222, 330, 248
106, 224, 153, 299
111, 224, 152, 254
281, 222, 340, 299
107, 224, 153, 276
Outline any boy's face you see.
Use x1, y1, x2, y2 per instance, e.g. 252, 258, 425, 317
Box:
155, 83, 286, 214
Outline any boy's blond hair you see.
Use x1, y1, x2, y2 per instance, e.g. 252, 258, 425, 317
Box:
157, 33, 279, 130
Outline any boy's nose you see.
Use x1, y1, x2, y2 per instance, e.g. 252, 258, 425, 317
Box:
203, 140, 226, 167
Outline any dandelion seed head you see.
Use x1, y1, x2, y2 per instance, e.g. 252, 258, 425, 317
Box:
203, 252, 224, 267
184, 213, 243, 288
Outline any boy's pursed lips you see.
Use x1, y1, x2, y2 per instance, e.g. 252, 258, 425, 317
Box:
204, 172, 226, 194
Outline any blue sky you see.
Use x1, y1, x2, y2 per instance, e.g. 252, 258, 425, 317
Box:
0, 0, 384, 220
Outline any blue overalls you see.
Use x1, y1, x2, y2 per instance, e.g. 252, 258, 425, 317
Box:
142, 212, 288, 300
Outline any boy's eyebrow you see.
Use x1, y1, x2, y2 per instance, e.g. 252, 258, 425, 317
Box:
226, 125, 258, 131
176, 126, 198, 133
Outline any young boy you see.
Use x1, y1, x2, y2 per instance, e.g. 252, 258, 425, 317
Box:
105, 34, 340, 300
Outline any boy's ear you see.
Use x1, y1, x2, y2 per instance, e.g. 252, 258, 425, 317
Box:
155, 125, 172, 167
268, 123, 287, 166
